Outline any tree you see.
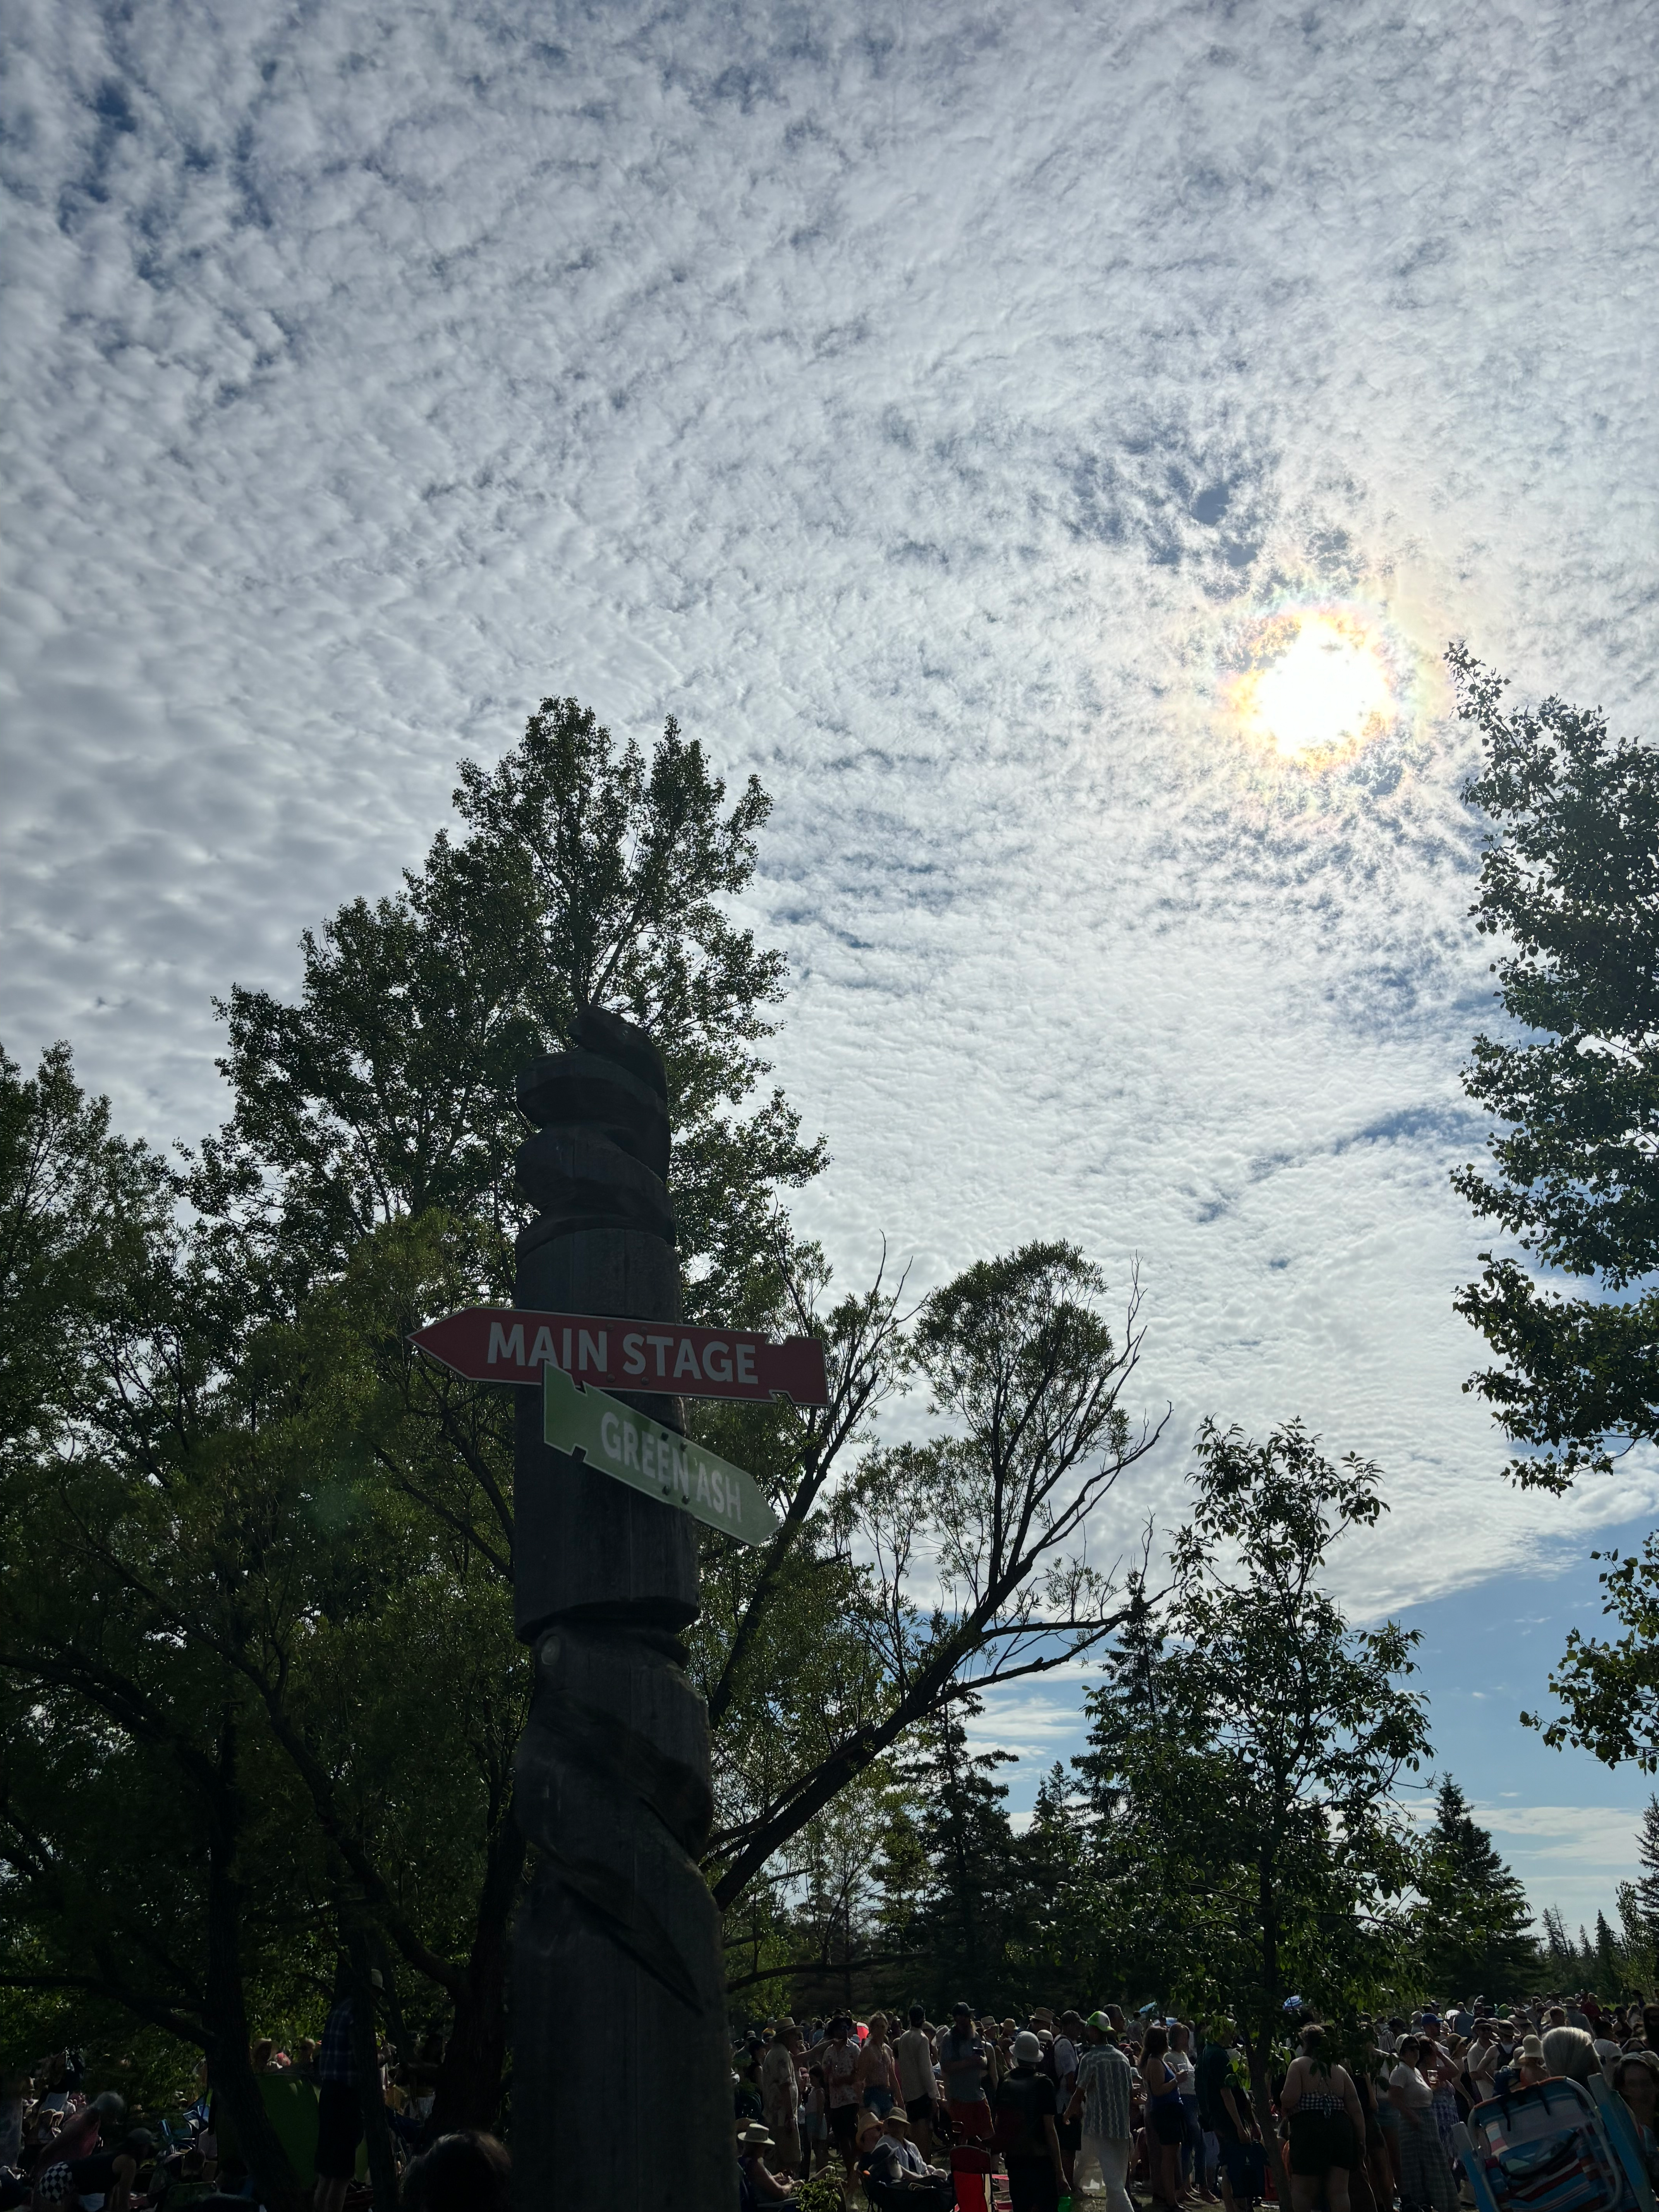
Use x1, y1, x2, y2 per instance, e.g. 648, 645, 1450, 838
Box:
1638, 1796, 1659, 1933
0, 1041, 169, 1468
1087, 1420, 1429, 2204
1451, 645, 1659, 1494
701, 1242, 1165, 1910
1414, 1778, 1538, 1999
1451, 647, 1659, 1774
890, 1698, 1024, 2014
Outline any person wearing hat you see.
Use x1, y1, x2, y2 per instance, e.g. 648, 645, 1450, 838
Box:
994, 2031, 1065, 2212
1069, 2013, 1135, 2212
738, 2119, 798, 2207
939, 2004, 993, 2147
857, 2108, 953, 2211
760, 2021, 805, 2177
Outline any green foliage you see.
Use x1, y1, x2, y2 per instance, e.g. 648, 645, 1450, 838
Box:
0, 1040, 171, 1463
213, 699, 823, 1301
704, 1240, 1163, 1912
1414, 1778, 1538, 1998
1524, 1534, 1659, 1769
1080, 1420, 1427, 2117
1450, 645, 1659, 1494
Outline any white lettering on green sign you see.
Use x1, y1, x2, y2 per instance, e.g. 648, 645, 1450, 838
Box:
543, 1364, 778, 1546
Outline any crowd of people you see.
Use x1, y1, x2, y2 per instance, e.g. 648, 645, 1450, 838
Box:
729, 1991, 1659, 2212
0, 2001, 505, 2212
9, 1986, 1659, 2212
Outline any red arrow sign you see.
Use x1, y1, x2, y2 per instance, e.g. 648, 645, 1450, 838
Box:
410, 1306, 830, 1407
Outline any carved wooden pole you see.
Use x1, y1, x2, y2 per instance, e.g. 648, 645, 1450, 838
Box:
510, 1007, 735, 2210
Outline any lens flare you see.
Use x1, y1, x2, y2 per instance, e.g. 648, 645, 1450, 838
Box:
1220, 600, 1408, 768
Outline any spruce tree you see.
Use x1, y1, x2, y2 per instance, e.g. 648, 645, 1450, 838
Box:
1416, 1777, 1539, 1999
1637, 1796, 1659, 1936
899, 1697, 1023, 2013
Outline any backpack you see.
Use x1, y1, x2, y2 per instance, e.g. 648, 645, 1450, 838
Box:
993, 2076, 1050, 2159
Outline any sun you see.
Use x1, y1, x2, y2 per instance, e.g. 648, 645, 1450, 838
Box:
1221, 601, 1404, 766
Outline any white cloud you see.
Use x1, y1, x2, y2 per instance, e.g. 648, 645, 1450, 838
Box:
2, 0, 1654, 1630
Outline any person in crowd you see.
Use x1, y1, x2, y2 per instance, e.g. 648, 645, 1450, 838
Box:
314, 1966, 374, 2212
1169, 2020, 1213, 2203
1616, 2052, 1659, 2185
1051, 2013, 1083, 2193
857, 2110, 953, 2211
1540, 2027, 1600, 2085
1388, 2035, 1457, 2212
1280, 2025, 1364, 2212
759, 2020, 804, 2178
1426, 2039, 1462, 2158
798, 2063, 830, 2176
52, 2096, 122, 2168
400, 2131, 510, 2212
819, 2016, 863, 2178
1347, 2056, 1393, 2212
859, 2014, 902, 2121
1140, 2025, 1186, 2212
1465, 2020, 1500, 2105
1197, 2019, 1255, 2212
893, 2007, 939, 2159
68, 2128, 150, 2212
939, 2004, 994, 2149
737, 2121, 797, 2208
250, 2042, 274, 2075
1516, 2035, 1548, 2088
995, 2032, 1066, 2212
1068, 2011, 1135, 2212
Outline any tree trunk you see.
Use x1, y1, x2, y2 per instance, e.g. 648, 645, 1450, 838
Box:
346, 1928, 401, 2212
1243, 2030, 1291, 2212
203, 1753, 302, 2212
428, 1808, 526, 2136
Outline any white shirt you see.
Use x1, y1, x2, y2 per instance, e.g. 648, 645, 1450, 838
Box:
1055, 2036, 1081, 2093
1390, 2065, 1432, 2112
1169, 2051, 1196, 2094
894, 2028, 938, 2105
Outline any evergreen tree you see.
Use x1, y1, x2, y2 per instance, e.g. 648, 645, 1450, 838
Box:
1637, 1796, 1659, 1936
898, 1697, 1023, 2013
1541, 1905, 1573, 1980
1415, 1777, 1539, 1999
1616, 1882, 1654, 1991
1595, 1909, 1624, 1996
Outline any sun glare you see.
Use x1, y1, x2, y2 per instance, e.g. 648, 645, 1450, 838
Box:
1220, 600, 1408, 769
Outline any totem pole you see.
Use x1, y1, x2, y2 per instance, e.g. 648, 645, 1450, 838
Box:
510, 1006, 735, 2210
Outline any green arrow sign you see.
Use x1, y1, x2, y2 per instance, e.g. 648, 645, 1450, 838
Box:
543, 1364, 779, 1546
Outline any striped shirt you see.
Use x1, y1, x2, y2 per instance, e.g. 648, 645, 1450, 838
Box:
1078, 2042, 1134, 2142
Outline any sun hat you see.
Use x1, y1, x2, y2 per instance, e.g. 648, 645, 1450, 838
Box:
855, 2112, 884, 2141
1013, 2031, 1043, 2064
737, 2123, 776, 2148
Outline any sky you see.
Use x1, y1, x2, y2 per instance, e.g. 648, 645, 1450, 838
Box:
3, 1, 1657, 1931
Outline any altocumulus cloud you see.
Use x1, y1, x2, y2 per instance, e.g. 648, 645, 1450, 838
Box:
2, 0, 1657, 1602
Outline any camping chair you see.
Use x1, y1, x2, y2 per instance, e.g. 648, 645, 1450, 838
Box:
1454, 2077, 1658, 2212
